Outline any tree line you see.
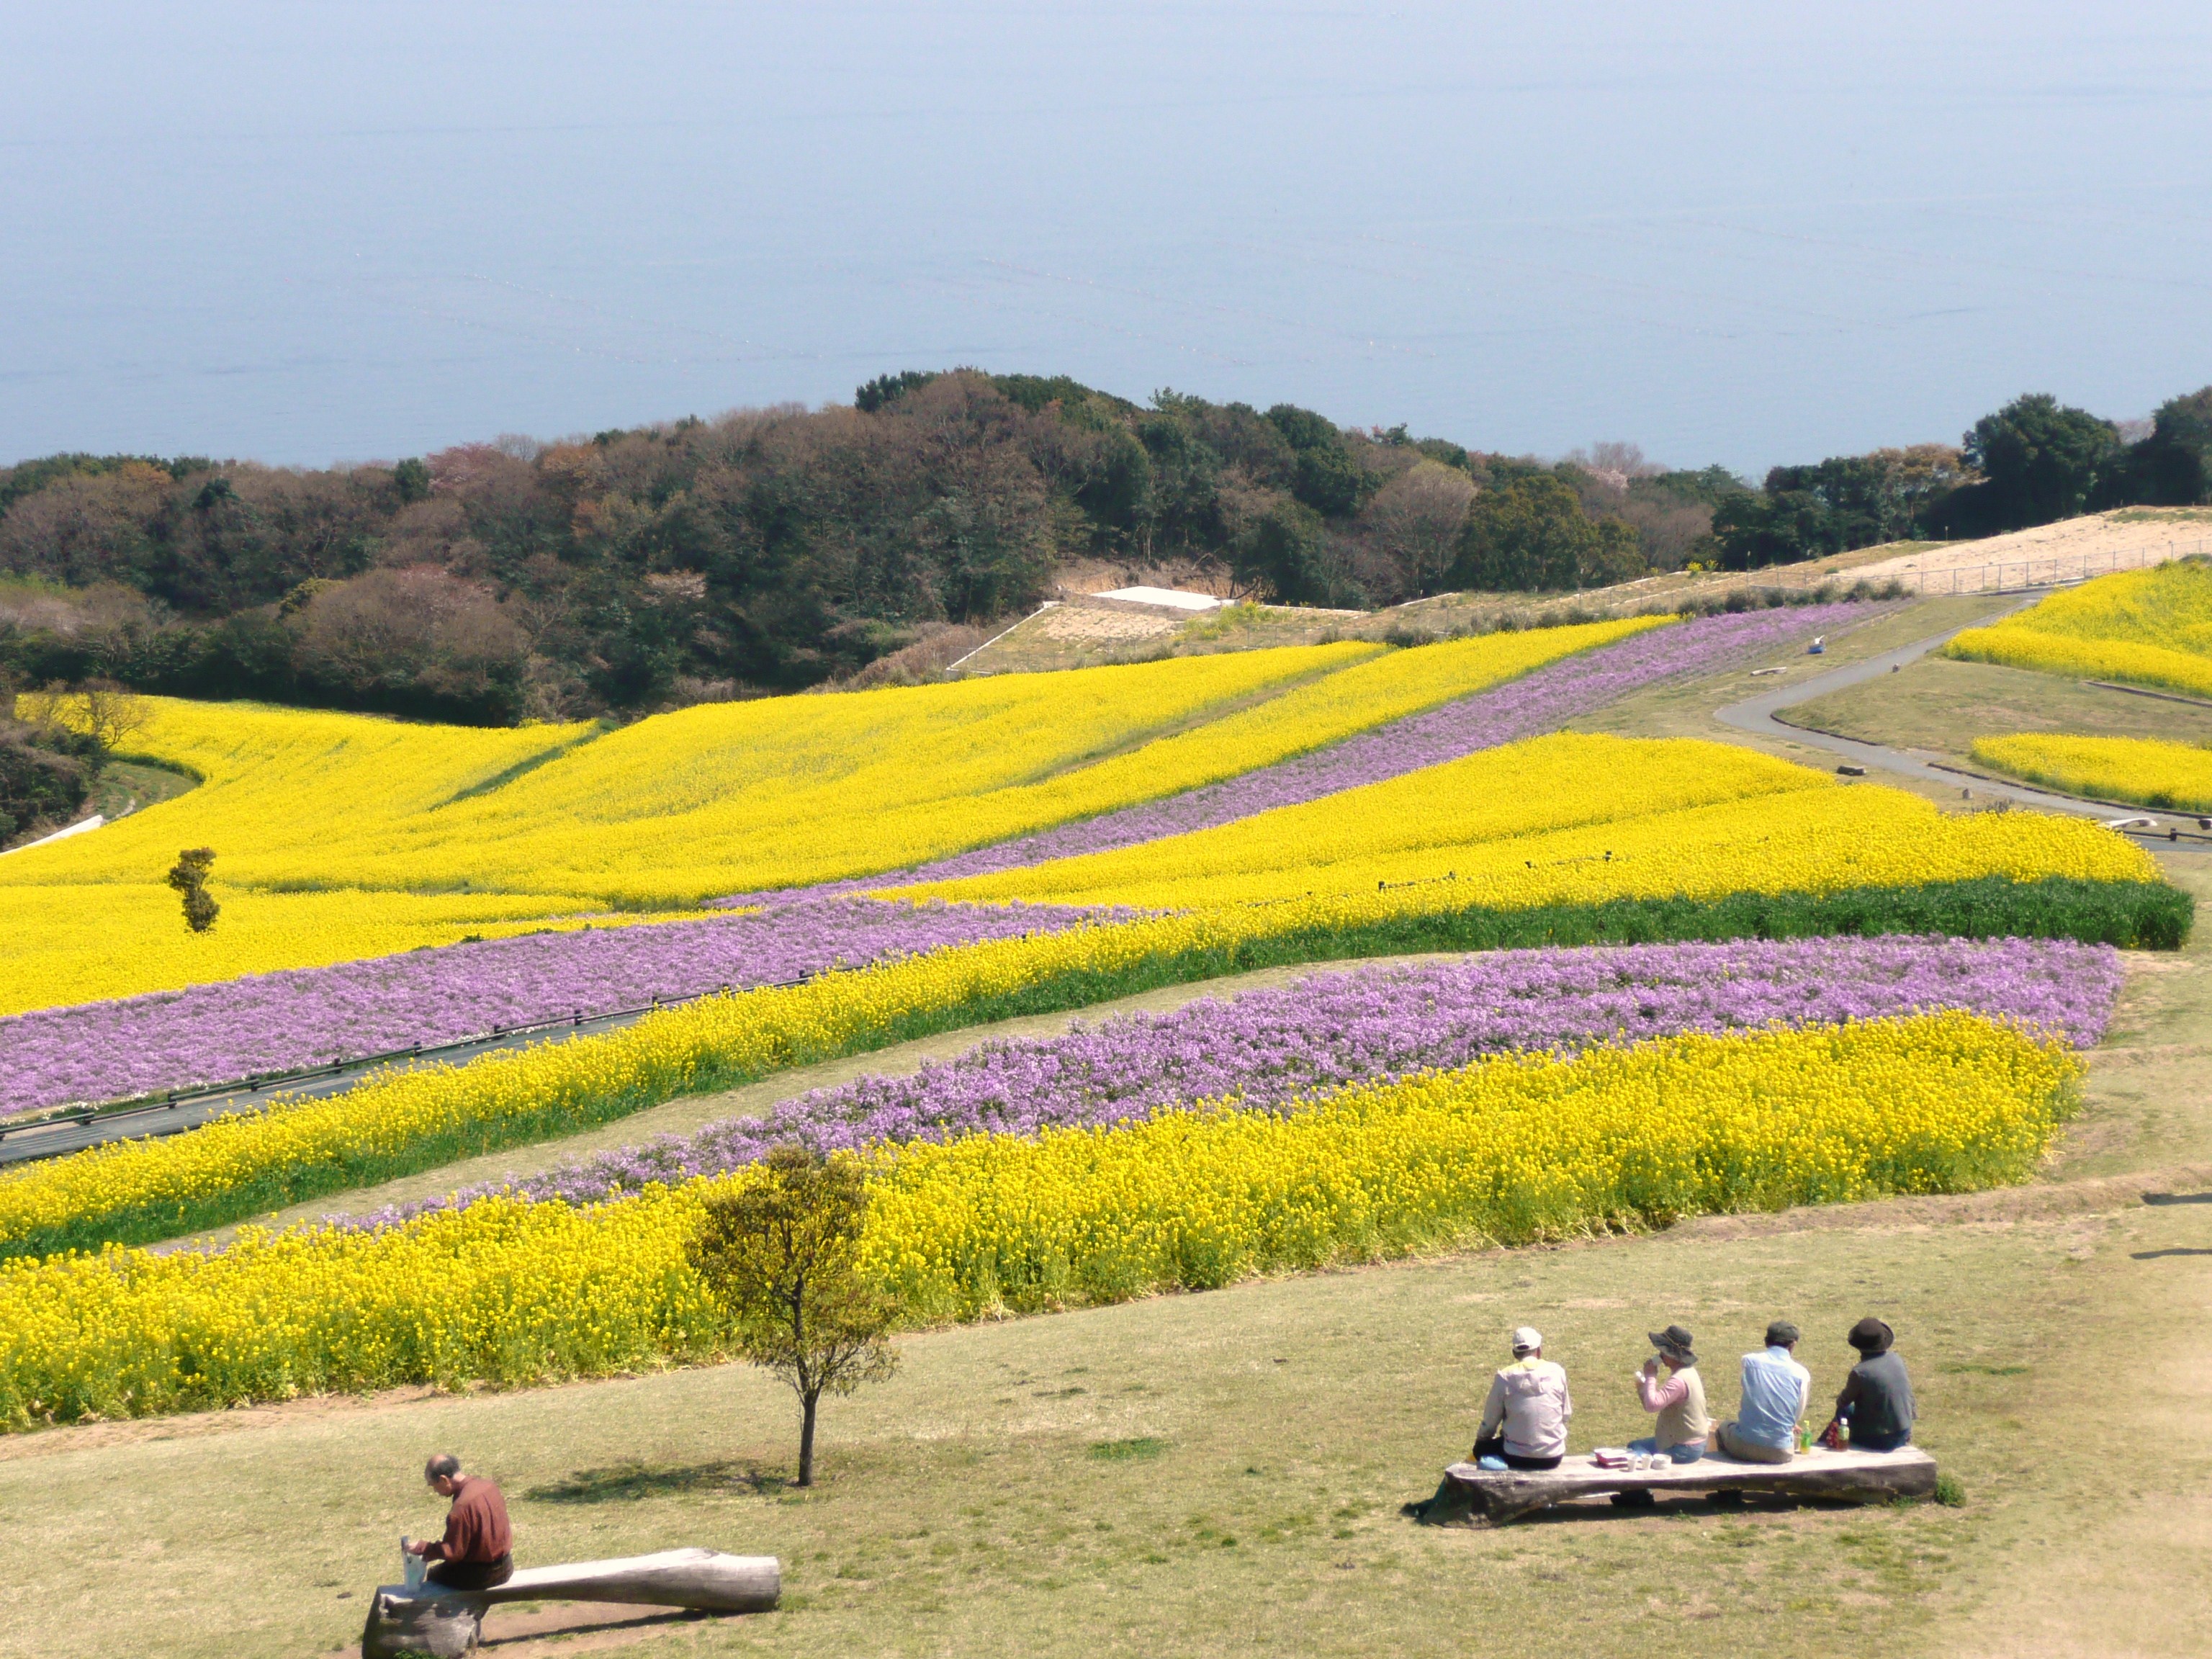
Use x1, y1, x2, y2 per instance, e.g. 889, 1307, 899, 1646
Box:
1710, 387, 2212, 570
6, 372, 2203, 727
0, 373, 1722, 725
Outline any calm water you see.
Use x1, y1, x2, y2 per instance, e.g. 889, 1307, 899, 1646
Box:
3, 1, 2208, 472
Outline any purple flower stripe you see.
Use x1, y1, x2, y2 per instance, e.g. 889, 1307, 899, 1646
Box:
0, 897, 1115, 1116
719, 603, 1890, 905
353, 933, 2118, 1229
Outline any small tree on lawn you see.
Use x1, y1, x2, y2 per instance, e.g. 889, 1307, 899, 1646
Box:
686, 1143, 899, 1488
166, 846, 220, 932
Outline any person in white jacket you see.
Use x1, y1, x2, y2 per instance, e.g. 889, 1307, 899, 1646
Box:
1473, 1326, 1573, 1471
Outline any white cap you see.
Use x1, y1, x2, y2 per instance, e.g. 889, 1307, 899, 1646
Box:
1510, 1326, 1543, 1354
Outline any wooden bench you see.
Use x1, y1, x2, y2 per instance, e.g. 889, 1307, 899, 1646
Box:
1421, 1446, 1938, 1527
361, 1547, 779, 1658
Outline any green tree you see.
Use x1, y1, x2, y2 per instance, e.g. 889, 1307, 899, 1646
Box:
1964, 393, 2122, 529
686, 1145, 900, 1488
2130, 386, 2212, 505
1229, 497, 1335, 604
165, 846, 219, 932
1452, 473, 1645, 590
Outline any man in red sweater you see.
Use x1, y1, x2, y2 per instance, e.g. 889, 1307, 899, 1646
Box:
404, 1455, 515, 1591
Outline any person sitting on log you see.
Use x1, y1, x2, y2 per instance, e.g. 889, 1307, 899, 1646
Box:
1825, 1318, 1917, 1452
1473, 1326, 1572, 1472
1714, 1321, 1812, 1464
1629, 1323, 1710, 1464
404, 1454, 514, 1591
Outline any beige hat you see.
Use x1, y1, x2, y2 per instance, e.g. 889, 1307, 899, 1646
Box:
1510, 1326, 1543, 1354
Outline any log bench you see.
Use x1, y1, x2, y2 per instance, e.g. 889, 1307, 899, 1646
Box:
361, 1547, 779, 1658
1421, 1446, 1938, 1527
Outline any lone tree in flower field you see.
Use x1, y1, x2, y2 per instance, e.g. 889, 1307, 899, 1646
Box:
165, 846, 219, 932
686, 1143, 899, 1487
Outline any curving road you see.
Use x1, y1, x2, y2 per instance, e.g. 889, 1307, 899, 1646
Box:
1714, 593, 2212, 835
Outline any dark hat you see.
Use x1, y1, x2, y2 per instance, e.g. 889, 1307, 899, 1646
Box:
1847, 1317, 1894, 1355
1647, 1324, 1697, 1364
1764, 1320, 1801, 1349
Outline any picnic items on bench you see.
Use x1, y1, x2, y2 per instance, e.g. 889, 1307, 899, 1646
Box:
360, 1548, 781, 1659
1413, 1444, 1938, 1527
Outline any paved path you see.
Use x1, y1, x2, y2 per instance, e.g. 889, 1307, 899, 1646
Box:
1714, 593, 2211, 836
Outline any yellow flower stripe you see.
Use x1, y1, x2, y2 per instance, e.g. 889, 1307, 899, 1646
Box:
0, 1013, 2077, 1428
860, 1012, 2077, 1321
1946, 558, 2212, 699
900, 734, 2159, 911
1, 619, 1658, 1012
0, 739, 2156, 1260
1972, 733, 2212, 814
1, 645, 1358, 1011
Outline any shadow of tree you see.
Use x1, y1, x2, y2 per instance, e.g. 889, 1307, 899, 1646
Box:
524, 1460, 789, 1504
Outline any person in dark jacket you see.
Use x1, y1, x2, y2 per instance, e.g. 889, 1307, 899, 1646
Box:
405, 1454, 515, 1590
1831, 1318, 1916, 1452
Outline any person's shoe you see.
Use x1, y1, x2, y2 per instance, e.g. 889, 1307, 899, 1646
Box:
1609, 1488, 1657, 1508
1476, 1455, 1509, 1472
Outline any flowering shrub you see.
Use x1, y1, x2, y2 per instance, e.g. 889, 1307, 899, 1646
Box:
0, 1012, 2079, 1429
368, 933, 2121, 1227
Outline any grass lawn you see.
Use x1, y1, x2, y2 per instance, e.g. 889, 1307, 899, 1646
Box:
1781, 656, 2212, 763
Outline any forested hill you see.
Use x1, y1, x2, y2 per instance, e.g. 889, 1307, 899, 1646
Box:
2, 369, 2206, 727
0, 371, 1727, 724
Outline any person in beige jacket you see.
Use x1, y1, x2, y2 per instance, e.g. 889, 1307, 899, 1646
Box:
1473, 1326, 1572, 1471
1629, 1323, 1712, 1463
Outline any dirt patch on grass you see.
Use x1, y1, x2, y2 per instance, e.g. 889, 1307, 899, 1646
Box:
1853, 508, 2212, 587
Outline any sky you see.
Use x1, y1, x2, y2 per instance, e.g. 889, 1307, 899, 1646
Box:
3, 1, 2208, 476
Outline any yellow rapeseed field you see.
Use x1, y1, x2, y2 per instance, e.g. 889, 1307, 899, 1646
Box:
900, 734, 2158, 912
1946, 557, 2212, 698
0, 1012, 2077, 1427
1972, 733, 2212, 813
3, 621, 1655, 1012
0, 737, 2153, 1262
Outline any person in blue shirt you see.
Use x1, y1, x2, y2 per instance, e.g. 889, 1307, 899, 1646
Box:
1715, 1321, 1812, 1464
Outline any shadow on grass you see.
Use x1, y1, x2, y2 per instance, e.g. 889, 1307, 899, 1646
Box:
2141, 1192, 2212, 1206
1406, 1490, 1905, 1528
2130, 1247, 2212, 1259
481, 1608, 713, 1648
526, 1460, 790, 1504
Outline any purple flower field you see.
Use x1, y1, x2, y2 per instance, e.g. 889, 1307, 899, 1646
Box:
830, 603, 1889, 892
356, 932, 2119, 1227
0, 897, 1110, 1116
